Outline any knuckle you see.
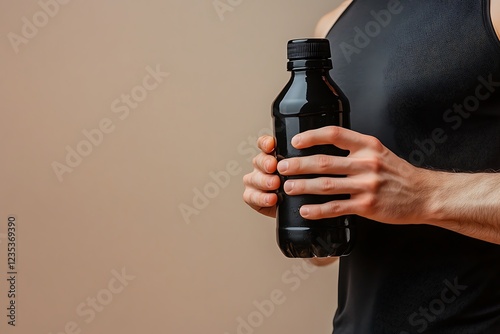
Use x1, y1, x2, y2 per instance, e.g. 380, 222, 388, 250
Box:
365, 176, 383, 193
257, 175, 265, 188
251, 191, 261, 206
252, 156, 259, 168
260, 175, 270, 189
292, 158, 300, 172
365, 156, 383, 173
317, 155, 331, 170
242, 189, 251, 204
245, 172, 259, 188
325, 201, 340, 214
327, 126, 340, 142
367, 179, 380, 194
242, 173, 250, 185
321, 178, 336, 192
343, 157, 353, 170
366, 136, 384, 151
361, 194, 377, 212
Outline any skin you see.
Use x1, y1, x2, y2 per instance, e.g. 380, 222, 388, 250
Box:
493, 0, 500, 39
243, 1, 500, 265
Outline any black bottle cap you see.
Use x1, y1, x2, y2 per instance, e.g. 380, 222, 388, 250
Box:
287, 39, 331, 60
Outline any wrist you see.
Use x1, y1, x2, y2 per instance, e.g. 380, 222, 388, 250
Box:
413, 167, 450, 226
419, 168, 460, 229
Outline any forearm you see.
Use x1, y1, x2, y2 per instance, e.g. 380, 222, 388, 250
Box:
424, 170, 500, 244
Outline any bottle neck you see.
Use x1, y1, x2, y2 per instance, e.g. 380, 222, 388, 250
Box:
287, 59, 332, 71
288, 68, 333, 82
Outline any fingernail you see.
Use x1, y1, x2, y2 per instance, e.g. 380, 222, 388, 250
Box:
264, 160, 270, 172
300, 207, 310, 217
291, 135, 301, 147
278, 161, 288, 172
284, 181, 294, 193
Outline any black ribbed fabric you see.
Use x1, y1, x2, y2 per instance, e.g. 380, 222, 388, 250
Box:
326, 1, 500, 333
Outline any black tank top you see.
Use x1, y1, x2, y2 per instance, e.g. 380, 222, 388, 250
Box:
326, 1, 500, 333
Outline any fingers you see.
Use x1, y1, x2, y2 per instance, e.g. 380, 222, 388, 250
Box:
242, 185, 278, 218
242, 136, 279, 218
253, 152, 278, 174
277, 155, 357, 175
257, 135, 276, 154
277, 155, 368, 176
291, 126, 382, 152
243, 169, 280, 191
299, 198, 364, 220
282, 177, 365, 196
242, 159, 280, 216
243, 187, 278, 208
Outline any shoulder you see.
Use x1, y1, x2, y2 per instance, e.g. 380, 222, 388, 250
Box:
491, 0, 500, 39
314, 0, 353, 38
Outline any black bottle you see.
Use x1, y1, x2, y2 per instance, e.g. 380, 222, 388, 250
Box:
272, 39, 354, 258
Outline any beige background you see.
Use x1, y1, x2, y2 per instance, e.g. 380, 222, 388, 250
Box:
0, 1, 343, 333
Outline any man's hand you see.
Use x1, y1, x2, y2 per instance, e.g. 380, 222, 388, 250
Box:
244, 126, 500, 245
277, 126, 434, 225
